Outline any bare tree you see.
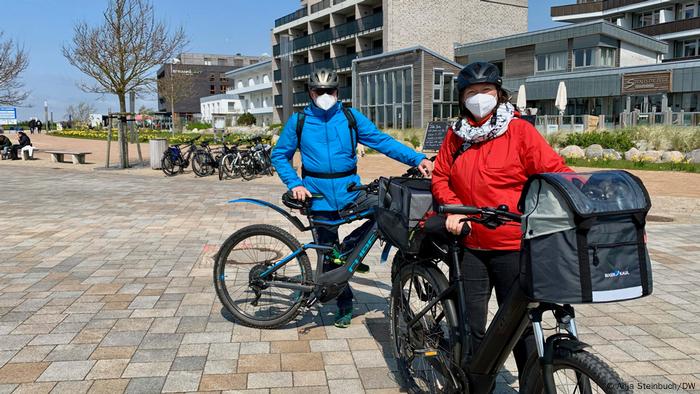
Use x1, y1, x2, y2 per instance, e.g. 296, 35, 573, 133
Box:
0, 31, 29, 106
65, 102, 98, 128
62, 0, 187, 168
156, 67, 196, 132
137, 105, 154, 115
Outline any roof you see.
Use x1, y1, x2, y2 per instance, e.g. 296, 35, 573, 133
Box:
454, 20, 668, 56
353, 45, 463, 69
224, 60, 272, 78
199, 94, 239, 103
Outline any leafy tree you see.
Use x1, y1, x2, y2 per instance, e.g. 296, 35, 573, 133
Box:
62, 0, 187, 168
238, 112, 256, 126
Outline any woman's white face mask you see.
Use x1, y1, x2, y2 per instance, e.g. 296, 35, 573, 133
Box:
464, 93, 497, 120
314, 94, 337, 111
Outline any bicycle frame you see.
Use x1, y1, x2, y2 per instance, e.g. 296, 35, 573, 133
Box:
404, 237, 584, 394
227, 198, 380, 301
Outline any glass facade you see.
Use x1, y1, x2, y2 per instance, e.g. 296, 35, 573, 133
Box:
358, 67, 413, 129
432, 69, 459, 120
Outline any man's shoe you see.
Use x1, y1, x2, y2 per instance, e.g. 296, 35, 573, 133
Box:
330, 249, 370, 274
334, 307, 353, 328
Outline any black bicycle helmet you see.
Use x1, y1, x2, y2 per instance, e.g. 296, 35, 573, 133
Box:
308, 68, 339, 90
456, 62, 502, 93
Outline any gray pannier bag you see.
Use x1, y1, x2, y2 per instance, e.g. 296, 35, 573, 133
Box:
518, 170, 653, 304
376, 177, 434, 254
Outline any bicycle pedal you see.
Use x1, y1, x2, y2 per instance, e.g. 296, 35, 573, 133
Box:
414, 348, 439, 357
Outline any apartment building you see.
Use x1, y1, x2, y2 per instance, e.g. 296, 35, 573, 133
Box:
272, 0, 528, 123
156, 53, 268, 119
455, 20, 700, 126
226, 61, 274, 126
552, 0, 700, 61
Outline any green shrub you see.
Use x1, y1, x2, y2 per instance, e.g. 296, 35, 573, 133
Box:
404, 135, 421, 149
564, 131, 634, 152
238, 113, 256, 126
622, 126, 700, 152
186, 122, 211, 130
544, 132, 568, 149
564, 157, 699, 173
268, 123, 283, 131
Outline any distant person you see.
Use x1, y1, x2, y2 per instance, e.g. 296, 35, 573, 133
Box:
10, 131, 32, 160
0, 134, 12, 159
36, 120, 43, 133
28, 119, 36, 134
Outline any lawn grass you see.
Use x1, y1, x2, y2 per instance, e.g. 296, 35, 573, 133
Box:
565, 157, 700, 173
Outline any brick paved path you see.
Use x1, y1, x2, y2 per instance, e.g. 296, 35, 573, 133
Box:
0, 167, 699, 393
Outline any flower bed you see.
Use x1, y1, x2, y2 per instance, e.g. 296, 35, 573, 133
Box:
50, 129, 271, 145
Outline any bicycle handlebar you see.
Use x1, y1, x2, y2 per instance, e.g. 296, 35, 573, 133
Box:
438, 204, 522, 227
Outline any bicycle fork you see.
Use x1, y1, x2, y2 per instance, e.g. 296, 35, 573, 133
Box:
530, 303, 583, 394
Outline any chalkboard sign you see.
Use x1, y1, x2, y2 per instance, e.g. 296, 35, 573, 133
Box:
422, 121, 450, 152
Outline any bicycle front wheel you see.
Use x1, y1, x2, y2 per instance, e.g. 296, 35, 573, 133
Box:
219, 153, 235, 180
161, 153, 180, 176
390, 258, 461, 393
239, 154, 256, 181
214, 224, 312, 328
522, 350, 629, 394
193, 152, 215, 177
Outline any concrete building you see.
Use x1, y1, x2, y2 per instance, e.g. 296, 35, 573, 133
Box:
272, 0, 528, 122
552, 0, 700, 62
454, 20, 700, 127
199, 95, 243, 126
156, 53, 268, 119
225, 60, 274, 126
352, 46, 461, 129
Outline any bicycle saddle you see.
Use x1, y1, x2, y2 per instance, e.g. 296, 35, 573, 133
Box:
282, 192, 312, 213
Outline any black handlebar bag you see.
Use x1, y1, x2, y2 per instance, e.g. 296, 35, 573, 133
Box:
518, 170, 653, 304
376, 177, 434, 254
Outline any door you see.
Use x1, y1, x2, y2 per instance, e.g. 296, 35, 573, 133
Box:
395, 105, 403, 129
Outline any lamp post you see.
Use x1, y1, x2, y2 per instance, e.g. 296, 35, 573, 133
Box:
44, 101, 49, 132
169, 57, 180, 135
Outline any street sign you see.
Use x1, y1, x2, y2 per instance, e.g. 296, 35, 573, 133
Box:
0, 107, 17, 125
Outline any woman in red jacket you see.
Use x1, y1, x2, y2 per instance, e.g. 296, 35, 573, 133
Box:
432, 62, 571, 384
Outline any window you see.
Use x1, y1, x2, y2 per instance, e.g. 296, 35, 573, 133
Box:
209, 74, 215, 82
683, 39, 697, 57
433, 69, 443, 102
682, 2, 696, 19
574, 48, 594, 68
358, 67, 412, 129
636, 9, 661, 27
218, 58, 226, 66
220, 85, 227, 93
263, 74, 270, 84
204, 58, 212, 66
600, 47, 616, 67
210, 85, 215, 94
535, 52, 567, 72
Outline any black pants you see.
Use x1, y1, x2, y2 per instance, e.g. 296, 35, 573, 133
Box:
311, 191, 377, 310
461, 248, 536, 383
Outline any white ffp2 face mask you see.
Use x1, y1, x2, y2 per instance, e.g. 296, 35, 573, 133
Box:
465, 93, 498, 119
314, 94, 337, 111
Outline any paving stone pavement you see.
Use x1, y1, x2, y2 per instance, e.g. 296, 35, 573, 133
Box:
1, 167, 699, 393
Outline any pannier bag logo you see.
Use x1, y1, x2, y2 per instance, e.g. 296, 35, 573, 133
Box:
605, 269, 630, 279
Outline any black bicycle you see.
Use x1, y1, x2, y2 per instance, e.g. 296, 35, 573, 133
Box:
389, 206, 627, 393
161, 136, 201, 176
238, 136, 273, 181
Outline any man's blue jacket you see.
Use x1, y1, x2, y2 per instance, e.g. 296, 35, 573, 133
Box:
271, 102, 425, 212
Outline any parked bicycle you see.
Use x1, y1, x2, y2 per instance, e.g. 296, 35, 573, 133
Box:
161, 136, 202, 176
218, 143, 253, 181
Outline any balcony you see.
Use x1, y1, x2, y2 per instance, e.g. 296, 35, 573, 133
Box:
292, 47, 383, 79
551, 0, 648, 18
274, 95, 283, 107
635, 16, 700, 37
277, 12, 383, 56
275, 7, 308, 28
274, 69, 281, 82
273, 44, 280, 57
228, 82, 273, 96
310, 0, 331, 13
294, 91, 310, 106
338, 85, 352, 100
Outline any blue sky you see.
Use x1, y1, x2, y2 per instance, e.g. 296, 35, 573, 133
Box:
3, 0, 568, 120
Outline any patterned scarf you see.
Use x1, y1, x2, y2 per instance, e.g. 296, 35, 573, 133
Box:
453, 103, 515, 144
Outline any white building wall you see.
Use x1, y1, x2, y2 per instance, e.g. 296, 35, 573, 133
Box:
619, 41, 660, 67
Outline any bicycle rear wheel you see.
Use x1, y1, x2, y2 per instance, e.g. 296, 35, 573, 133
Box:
522, 350, 629, 394
161, 153, 179, 176
219, 153, 236, 180
390, 259, 461, 393
239, 154, 256, 181
214, 224, 312, 328
193, 151, 215, 177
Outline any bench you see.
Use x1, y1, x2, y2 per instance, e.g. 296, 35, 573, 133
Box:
44, 150, 92, 164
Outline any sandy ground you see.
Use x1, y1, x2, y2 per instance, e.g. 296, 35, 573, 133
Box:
2, 133, 699, 222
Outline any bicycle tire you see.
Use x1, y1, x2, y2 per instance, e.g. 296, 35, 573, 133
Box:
219, 153, 234, 180
161, 153, 178, 176
240, 155, 256, 181
390, 258, 461, 393
214, 224, 312, 328
193, 151, 215, 177
521, 350, 629, 394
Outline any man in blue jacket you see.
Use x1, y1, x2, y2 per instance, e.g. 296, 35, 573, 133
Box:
271, 68, 432, 328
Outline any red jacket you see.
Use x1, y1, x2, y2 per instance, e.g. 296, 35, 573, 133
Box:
432, 117, 571, 251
